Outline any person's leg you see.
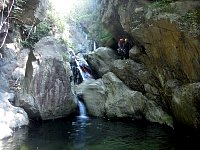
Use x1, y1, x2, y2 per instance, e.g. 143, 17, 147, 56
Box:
125, 48, 129, 59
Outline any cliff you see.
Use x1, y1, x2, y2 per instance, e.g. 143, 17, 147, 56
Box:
83, 0, 200, 131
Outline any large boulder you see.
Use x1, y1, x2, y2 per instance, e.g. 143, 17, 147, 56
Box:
76, 72, 173, 126
16, 37, 77, 120
86, 47, 160, 100
103, 72, 147, 119
76, 79, 106, 117
111, 59, 146, 92
86, 47, 119, 77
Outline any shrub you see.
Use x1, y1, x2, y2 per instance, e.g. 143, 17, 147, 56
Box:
148, 0, 176, 13
21, 21, 51, 49
181, 8, 200, 36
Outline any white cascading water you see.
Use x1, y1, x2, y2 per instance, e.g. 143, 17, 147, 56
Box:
93, 41, 96, 51
78, 100, 87, 118
74, 57, 93, 81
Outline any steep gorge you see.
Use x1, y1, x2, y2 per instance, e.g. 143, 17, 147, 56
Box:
1, 0, 200, 140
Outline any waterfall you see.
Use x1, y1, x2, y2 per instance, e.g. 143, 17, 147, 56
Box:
74, 57, 93, 81
78, 100, 87, 118
93, 41, 96, 51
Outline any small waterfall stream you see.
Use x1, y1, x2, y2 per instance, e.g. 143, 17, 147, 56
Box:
70, 51, 93, 119
78, 100, 87, 118
93, 41, 96, 51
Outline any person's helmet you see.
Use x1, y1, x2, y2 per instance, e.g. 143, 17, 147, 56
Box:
120, 38, 124, 42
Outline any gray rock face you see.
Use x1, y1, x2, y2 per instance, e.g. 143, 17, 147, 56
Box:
103, 72, 147, 119
0, 90, 29, 140
11, 48, 29, 84
95, 0, 200, 130
0, 0, 11, 10
76, 79, 106, 117
76, 72, 173, 126
99, 0, 200, 82
86, 47, 158, 95
31, 58, 76, 120
86, 47, 119, 77
0, 73, 9, 91
0, 44, 18, 78
0, 43, 20, 94
111, 59, 146, 93
16, 37, 77, 120
12, 0, 47, 25
170, 83, 200, 129
0, 43, 29, 139
15, 93, 40, 118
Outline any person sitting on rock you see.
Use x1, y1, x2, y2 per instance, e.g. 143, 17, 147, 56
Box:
117, 37, 126, 60
118, 38, 125, 50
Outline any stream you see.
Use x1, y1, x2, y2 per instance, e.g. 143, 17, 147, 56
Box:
1, 99, 199, 150
1, 115, 199, 150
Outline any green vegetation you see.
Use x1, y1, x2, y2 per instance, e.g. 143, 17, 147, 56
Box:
148, 0, 176, 13
19, 1, 66, 49
75, 4, 113, 46
181, 9, 200, 35
183, 9, 199, 22
152, 0, 174, 6
21, 21, 51, 49
85, 13, 113, 46
13, 0, 26, 13
14, 0, 112, 49
90, 23, 113, 46
47, 7, 65, 33
19, 144, 29, 150
62, 53, 69, 62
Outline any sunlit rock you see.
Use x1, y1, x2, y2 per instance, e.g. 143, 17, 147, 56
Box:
0, 124, 13, 140
86, 47, 119, 77
0, 73, 9, 91
0, 91, 29, 140
15, 93, 40, 118
0, 0, 11, 10
76, 79, 106, 117
111, 59, 146, 92
11, 49, 29, 81
103, 72, 147, 119
76, 72, 173, 126
15, 36, 77, 120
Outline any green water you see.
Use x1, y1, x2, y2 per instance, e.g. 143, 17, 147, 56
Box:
0, 116, 199, 150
